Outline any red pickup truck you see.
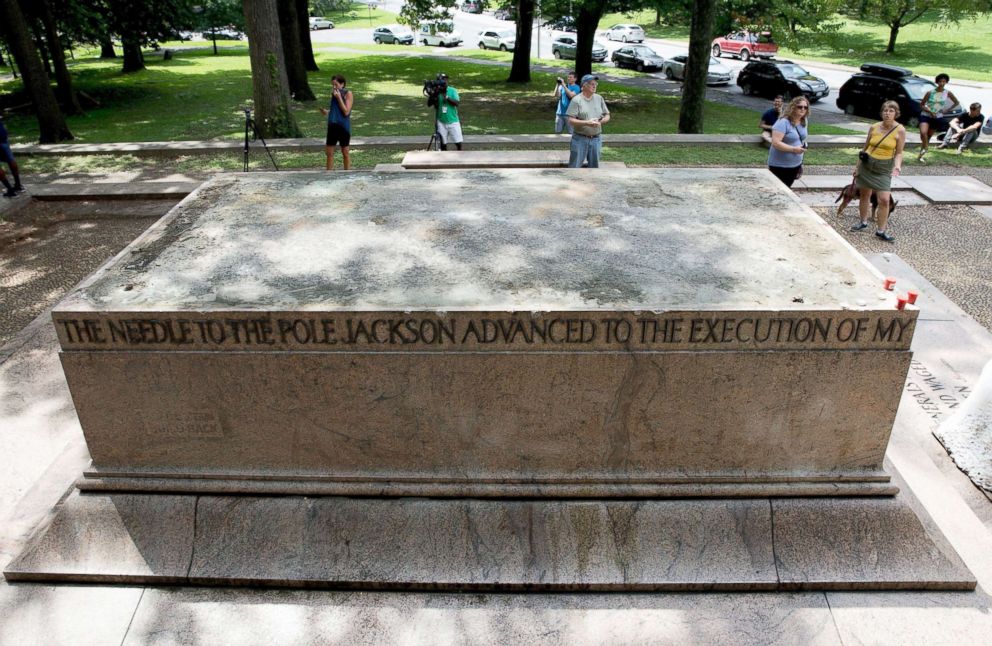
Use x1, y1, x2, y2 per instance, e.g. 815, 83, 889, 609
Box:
711, 32, 778, 62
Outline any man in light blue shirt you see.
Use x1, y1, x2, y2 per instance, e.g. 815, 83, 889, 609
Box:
553, 72, 579, 134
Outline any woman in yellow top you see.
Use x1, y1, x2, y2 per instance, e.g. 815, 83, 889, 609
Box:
850, 100, 906, 243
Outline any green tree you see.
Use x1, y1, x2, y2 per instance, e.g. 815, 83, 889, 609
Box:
508, 0, 535, 82
850, 0, 984, 53
104, 0, 196, 72
242, 0, 302, 138
398, 0, 458, 28
0, 0, 73, 142
679, 0, 716, 133
192, 0, 244, 55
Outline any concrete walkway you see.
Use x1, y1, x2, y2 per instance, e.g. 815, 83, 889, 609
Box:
13, 131, 988, 157
5, 170, 989, 206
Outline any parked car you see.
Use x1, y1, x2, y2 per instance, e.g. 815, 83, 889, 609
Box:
308, 17, 334, 30
461, 1, 483, 13
551, 36, 607, 62
611, 45, 665, 72
420, 22, 462, 47
836, 63, 965, 128
737, 60, 829, 102
478, 29, 515, 51
373, 25, 414, 45
662, 54, 733, 85
543, 16, 576, 32
604, 24, 645, 43
201, 26, 243, 40
493, 7, 516, 21
711, 31, 777, 61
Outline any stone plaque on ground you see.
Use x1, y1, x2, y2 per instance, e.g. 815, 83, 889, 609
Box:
50, 169, 914, 497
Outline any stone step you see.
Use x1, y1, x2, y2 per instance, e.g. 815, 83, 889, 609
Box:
401, 150, 627, 169
4, 490, 975, 591
27, 182, 200, 201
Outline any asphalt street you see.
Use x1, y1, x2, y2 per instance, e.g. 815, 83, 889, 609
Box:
313, 2, 992, 123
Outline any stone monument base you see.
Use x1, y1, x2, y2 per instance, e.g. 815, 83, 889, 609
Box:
5, 483, 975, 591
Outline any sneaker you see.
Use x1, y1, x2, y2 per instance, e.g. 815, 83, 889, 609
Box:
850, 221, 869, 231
13, 184, 24, 194
875, 231, 895, 243
956, 147, 965, 155
2, 189, 16, 198
937, 139, 949, 149
917, 150, 927, 162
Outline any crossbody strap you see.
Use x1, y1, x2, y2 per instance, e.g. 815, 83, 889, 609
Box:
865, 125, 898, 154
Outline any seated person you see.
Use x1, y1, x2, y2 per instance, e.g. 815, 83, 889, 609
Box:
940, 102, 984, 153
759, 95, 783, 146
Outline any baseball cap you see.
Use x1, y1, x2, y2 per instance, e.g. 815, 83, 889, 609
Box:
580, 74, 598, 85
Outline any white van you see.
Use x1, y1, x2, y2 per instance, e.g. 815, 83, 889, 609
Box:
419, 21, 462, 47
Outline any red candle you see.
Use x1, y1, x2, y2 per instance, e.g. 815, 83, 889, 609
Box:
907, 290, 919, 304
896, 295, 908, 310
884, 277, 896, 291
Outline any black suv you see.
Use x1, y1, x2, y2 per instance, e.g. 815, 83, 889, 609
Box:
736, 60, 829, 103
836, 63, 965, 127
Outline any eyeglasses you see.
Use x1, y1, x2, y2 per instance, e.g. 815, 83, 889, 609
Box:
797, 105, 809, 110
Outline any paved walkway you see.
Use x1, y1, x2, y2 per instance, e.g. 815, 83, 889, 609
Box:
4, 169, 990, 207
14, 131, 990, 157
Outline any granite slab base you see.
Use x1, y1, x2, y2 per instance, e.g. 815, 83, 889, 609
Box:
4, 490, 975, 591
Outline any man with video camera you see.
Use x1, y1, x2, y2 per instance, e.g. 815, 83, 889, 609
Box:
552, 72, 579, 134
428, 73, 463, 151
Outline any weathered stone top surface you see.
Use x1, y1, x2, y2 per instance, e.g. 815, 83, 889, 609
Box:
58, 169, 896, 313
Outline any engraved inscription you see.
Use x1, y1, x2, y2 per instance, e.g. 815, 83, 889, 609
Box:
56, 311, 916, 352
905, 359, 972, 421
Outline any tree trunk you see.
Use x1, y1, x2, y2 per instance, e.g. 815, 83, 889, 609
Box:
296, 0, 318, 72
0, 46, 5, 65
277, 0, 315, 101
243, 0, 302, 138
100, 36, 116, 58
886, 22, 899, 54
121, 36, 144, 73
508, 0, 534, 82
678, 0, 716, 134
38, 0, 83, 115
574, 3, 606, 80
655, 8, 661, 26
0, 0, 72, 142
33, 30, 53, 76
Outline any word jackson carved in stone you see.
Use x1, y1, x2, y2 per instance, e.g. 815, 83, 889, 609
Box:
56, 312, 914, 351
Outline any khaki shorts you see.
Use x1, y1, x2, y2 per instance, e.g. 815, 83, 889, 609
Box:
436, 121, 463, 144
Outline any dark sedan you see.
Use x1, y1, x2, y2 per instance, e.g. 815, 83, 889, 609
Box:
611, 45, 665, 72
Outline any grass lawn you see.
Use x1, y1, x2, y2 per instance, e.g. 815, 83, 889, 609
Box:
0, 45, 855, 146
777, 14, 992, 84
314, 2, 398, 29
597, 10, 992, 83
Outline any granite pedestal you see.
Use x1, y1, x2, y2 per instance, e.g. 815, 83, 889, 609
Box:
5, 169, 974, 590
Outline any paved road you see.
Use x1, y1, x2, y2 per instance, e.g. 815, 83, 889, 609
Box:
312, 3, 992, 124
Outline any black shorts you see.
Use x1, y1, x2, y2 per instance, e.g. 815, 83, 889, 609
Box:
768, 164, 803, 188
325, 123, 351, 147
919, 114, 949, 131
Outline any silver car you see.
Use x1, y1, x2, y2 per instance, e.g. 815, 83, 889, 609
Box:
478, 29, 515, 51
605, 24, 645, 43
663, 54, 733, 85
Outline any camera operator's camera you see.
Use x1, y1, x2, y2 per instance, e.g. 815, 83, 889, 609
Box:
557, 77, 564, 85
423, 73, 448, 107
